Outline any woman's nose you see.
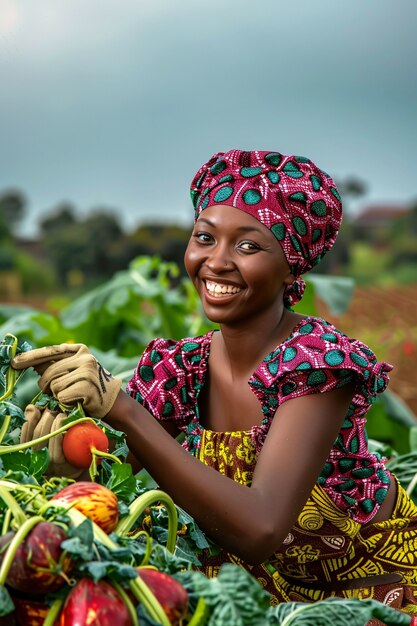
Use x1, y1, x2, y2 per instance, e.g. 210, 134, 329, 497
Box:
205, 244, 233, 272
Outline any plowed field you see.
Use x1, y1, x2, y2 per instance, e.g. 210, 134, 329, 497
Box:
318, 284, 417, 418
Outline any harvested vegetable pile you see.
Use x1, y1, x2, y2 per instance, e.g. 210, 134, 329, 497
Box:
0, 333, 416, 626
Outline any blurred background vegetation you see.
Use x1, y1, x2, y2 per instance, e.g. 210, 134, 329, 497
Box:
1, 180, 417, 448
2, 177, 416, 297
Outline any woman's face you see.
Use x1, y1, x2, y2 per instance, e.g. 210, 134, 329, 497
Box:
184, 204, 294, 326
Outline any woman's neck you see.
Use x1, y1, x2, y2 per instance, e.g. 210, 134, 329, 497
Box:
216, 308, 303, 379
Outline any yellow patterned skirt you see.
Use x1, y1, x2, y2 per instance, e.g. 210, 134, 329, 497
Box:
196, 429, 417, 618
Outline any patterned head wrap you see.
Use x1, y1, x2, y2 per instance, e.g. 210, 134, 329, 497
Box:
190, 149, 342, 307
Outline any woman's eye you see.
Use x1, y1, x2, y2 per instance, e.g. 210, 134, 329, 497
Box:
194, 232, 213, 243
238, 241, 259, 251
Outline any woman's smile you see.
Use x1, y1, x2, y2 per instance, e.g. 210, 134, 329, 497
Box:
184, 204, 295, 326
205, 280, 242, 298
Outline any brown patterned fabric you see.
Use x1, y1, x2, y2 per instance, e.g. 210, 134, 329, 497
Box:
197, 429, 417, 622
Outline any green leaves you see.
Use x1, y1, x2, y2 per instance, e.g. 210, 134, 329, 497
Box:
58, 256, 212, 357
0, 448, 50, 482
178, 564, 271, 626
302, 274, 355, 316
104, 462, 142, 505
267, 598, 412, 625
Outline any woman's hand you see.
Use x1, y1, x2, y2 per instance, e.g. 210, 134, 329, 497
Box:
12, 344, 122, 419
22, 404, 85, 479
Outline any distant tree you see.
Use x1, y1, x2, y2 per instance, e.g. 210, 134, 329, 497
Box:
39, 205, 127, 286
336, 177, 368, 200
83, 209, 126, 275
0, 210, 10, 243
127, 223, 191, 272
389, 202, 417, 239
39, 203, 77, 235
0, 189, 26, 237
389, 203, 417, 268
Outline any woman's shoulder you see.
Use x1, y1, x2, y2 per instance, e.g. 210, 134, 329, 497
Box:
140, 331, 215, 369
257, 316, 393, 400
126, 331, 215, 422
285, 315, 378, 357
126, 331, 214, 395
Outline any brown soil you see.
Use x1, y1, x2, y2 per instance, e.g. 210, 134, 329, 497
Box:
318, 284, 417, 417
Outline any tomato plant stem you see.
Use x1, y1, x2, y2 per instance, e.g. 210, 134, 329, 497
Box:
0, 415, 11, 445
0, 485, 27, 527
0, 334, 18, 402
129, 575, 171, 626
89, 446, 123, 481
112, 581, 140, 626
187, 597, 209, 626
43, 598, 64, 626
131, 530, 153, 566
115, 489, 178, 553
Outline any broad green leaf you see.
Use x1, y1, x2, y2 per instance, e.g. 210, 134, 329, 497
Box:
105, 462, 141, 504
293, 279, 317, 316
367, 438, 397, 460
0, 448, 49, 480
79, 560, 138, 583
307, 274, 355, 315
178, 564, 270, 626
173, 536, 202, 566
366, 390, 416, 455
57, 257, 202, 355
267, 597, 411, 625
387, 451, 417, 500
409, 426, 417, 452
0, 311, 67, 346
0, 304, 39, 325
377, 390, 417, 427
61, 519, 95, 561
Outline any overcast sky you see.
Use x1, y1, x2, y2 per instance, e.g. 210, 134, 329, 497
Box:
1, 0, 416, 237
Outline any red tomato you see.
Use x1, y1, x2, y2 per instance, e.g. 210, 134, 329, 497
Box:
62, 423, 109, 468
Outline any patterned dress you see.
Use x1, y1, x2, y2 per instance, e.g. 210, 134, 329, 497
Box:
127, 317, 417, 617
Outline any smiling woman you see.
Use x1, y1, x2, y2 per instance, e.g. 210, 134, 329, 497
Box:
11, 148, 417, 618
184, 204, 294, 327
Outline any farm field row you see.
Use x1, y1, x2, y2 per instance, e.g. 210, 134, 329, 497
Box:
319, 283, 417, 417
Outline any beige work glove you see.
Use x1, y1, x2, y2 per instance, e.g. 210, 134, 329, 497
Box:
22, 404, 84, 479
12, 344, 122, 419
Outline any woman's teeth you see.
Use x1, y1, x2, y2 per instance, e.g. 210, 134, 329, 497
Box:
206, 281, 241, 297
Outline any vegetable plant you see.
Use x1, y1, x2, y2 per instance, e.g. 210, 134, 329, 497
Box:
136, 567, 189, 624
0, 521, 71, 594
56, 577, 133, 626
51, 482, 119, 534
0, 319, 417, 623
62, 422, 111, 469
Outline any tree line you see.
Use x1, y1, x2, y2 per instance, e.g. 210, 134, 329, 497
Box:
1, 178, 416, 299
0, 192, 192, 296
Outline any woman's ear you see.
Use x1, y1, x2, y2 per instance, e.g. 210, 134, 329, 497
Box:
284, 271, 296, 286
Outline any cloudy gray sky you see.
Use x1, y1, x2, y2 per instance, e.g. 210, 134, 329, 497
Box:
1, 0, 416, 237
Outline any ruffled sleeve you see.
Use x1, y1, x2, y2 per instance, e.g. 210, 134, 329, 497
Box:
126, 337, 198, 427
252, 318, 393, 414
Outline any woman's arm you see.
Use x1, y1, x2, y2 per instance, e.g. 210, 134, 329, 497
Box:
11, 343, 355, 564
107, 382, 355, 564
124, 420, 182, 474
